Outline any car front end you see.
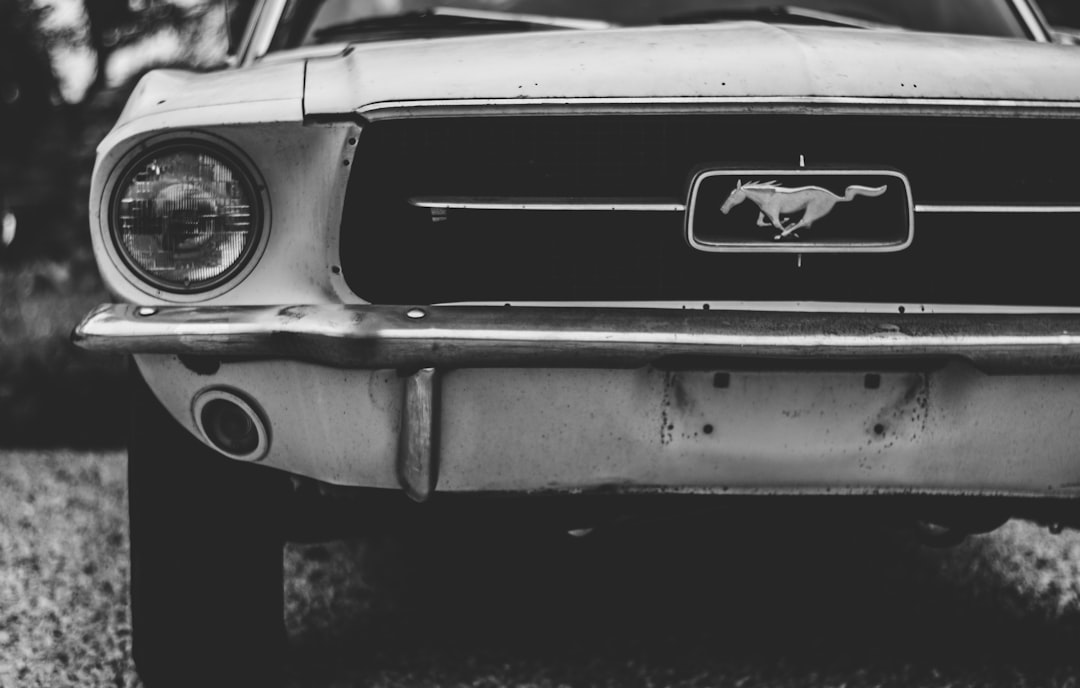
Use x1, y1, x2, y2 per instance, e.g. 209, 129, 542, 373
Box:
78, 12, 1080, 505
72, 2, 1080, 682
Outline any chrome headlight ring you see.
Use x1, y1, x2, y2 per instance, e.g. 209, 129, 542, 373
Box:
103, 133, 270, 300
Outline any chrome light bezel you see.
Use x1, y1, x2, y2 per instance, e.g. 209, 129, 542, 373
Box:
106, 135, 270, 298
191, 387, 271, 462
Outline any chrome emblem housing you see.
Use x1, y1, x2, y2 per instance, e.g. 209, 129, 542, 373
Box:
686, 168, 914, 253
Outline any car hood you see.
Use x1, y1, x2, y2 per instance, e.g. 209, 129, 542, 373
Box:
304, 22, 1080, 116
109, 60, 305, 135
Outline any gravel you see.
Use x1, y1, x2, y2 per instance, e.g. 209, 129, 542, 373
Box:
4, 450, 1080, 687
0, 451, 134, 687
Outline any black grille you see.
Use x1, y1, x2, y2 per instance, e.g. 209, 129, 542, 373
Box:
340, 115, 1080, 305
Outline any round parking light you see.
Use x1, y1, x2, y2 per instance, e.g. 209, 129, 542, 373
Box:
193, 389, 270, 461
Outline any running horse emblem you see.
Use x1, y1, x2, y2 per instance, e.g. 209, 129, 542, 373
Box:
720, 180, 887, 240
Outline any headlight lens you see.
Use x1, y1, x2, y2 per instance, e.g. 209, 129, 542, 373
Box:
112, 143, 262, 292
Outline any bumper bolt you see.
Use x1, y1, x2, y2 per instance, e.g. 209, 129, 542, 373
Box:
406, 308, 427, 320
136, 306, 158, 317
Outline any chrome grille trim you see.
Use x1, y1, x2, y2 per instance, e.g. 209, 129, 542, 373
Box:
410, 197, 1080, 215
915, 204, 1080, 214
410, 197, 687, 212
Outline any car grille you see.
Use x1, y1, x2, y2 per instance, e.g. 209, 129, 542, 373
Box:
340, 115, 1080, 306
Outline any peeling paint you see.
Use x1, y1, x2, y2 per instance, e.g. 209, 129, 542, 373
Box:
659, 370, 674, 446
869, 372, 929, 445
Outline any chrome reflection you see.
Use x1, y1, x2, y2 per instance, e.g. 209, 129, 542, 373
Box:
74, 303, 1080, 374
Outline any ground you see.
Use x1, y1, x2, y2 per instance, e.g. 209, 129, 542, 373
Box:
2, 450, 1080, 687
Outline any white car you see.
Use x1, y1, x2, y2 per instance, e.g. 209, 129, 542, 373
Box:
75, 1, 1080, 684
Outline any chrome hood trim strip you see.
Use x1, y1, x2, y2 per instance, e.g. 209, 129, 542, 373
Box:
75, 303, 1080, 373
354, 97, 1080, 122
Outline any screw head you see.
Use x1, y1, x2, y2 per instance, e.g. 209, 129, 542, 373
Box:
137, 306, 158, 317
406, 308, 426, 320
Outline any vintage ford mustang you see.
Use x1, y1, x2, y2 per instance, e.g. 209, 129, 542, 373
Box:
74, 0, 1080, 683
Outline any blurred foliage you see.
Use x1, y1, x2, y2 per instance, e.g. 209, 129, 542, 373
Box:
0, 0, 60, 160
1, 0, 71, 261
81, 0, 214, 105
0, 0, 222, 264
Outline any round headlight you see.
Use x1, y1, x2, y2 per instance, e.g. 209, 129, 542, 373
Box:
111, 143, 263, 292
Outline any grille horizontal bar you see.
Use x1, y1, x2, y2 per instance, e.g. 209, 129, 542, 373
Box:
410, 196, 687, 212
411, 197, 1080, 215
914, 204, 1080, 214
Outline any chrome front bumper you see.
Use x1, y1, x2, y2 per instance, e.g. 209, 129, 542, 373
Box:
75, 304, 1080, 500
73, 303, 1080, 373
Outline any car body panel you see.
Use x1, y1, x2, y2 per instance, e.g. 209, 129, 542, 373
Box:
130, 351, 1080, 498
108, 61, 305, 137
304, 23, 1080, 117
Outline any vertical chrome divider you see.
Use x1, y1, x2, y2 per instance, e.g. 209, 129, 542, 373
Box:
397, 367, 440, 502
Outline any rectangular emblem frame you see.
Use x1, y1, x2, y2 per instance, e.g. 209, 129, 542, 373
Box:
685, 168, 915, 254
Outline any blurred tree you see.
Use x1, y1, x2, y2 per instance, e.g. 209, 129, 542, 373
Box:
0, 0, 59, 158
81, 0, 215, 105
0, 0, 62, 253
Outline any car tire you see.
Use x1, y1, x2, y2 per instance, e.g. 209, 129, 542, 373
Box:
127, 366, 290, 687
